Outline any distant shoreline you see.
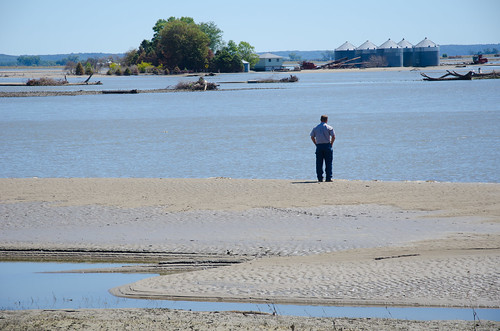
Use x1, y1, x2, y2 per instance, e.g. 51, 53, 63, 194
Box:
0, 62, 493, 79
1, 64, 493, 98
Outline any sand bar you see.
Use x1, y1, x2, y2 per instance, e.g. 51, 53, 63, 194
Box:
1, 178, 499, 328
2, 177, 499, 216
1, 178, 499, 304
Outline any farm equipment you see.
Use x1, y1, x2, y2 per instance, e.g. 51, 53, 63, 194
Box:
300, 61, 317, 69
319, 56, 361, 69
473, 54, 488, 64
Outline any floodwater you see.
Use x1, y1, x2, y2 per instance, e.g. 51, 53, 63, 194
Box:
1, 69, 499, 319
0, 262, 498, 321
1, 68, 499, 182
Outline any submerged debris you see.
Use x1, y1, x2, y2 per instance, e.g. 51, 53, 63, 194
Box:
249, 75, 299, 83
26, 77, 67, 86
421, 70, 499, 81
25, 75, 102, 86
174, 77, 218, 91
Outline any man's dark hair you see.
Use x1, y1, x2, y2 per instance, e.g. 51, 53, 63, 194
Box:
321, 115, 328, 122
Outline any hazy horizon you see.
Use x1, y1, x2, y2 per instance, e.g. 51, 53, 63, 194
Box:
1, 0, 499, 56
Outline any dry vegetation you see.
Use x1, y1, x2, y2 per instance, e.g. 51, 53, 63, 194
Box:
26, 77, 67, 86
253, 75, 299, 83
174, 77, 218, 91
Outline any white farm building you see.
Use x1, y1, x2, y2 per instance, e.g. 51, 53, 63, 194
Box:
254, 53, 284, 71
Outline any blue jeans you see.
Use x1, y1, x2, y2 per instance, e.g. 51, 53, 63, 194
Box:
315, 143, 333, 181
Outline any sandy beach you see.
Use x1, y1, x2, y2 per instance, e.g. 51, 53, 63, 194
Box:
1, 178, 499, 329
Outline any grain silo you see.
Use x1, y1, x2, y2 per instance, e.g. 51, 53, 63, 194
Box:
377, 39, 403, 67
335, 41, 356, 61
398, 38, 414, 67
413, 37, 439, 67
355, 40, 378, 67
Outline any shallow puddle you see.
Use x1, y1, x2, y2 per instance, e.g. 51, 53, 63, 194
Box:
0, 262, 498, 321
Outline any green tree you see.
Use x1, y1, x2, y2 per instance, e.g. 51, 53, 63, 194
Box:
140, 39, 154, 54
237, 41, 259, 67
199, 21, 224, 52
123, 49, 139, 66
84, 62, 93, 75
152, 19, 168, 45
226, 40, 239, 55
157, 19, 210, 71
213, 46, 243, 73
133, 39, 158, 66
210, 40, 258, 72
75, 62, 85, 75
127, 17, 225, 70
153, 17, 196, 45
17, 55, 40, 66
168, 16, 195, 24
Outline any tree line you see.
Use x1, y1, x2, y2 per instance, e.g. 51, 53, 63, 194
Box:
122, 17, 259, 74
15, 17, 259, 74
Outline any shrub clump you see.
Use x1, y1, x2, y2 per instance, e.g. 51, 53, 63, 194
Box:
138, 61, 154, 73
106, 62, 170, 76
26, 77, 67, 86
174, 77, 218, 91
75, 62, 85, 75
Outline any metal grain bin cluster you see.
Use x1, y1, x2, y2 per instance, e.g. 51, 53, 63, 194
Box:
334, 41, 356, 61
398, 38, 414, 67
334, 38, 439, 67
412, 37, 440, 67
377, 39, 403, 67
356, 40, 378, 65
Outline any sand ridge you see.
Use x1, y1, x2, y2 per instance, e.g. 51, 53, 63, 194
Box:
1, 177, 499, 328
1, 178, 499, 219
1, 202, 498, 257
111, 235, 500, 308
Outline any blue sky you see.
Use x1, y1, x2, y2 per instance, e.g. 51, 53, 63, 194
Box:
1, 0, 499, 55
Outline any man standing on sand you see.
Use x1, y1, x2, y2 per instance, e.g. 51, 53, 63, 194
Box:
310, 115, 336, 182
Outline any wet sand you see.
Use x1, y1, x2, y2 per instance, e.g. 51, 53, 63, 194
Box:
1, 178, 499, 329
1, 308, 498, 331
